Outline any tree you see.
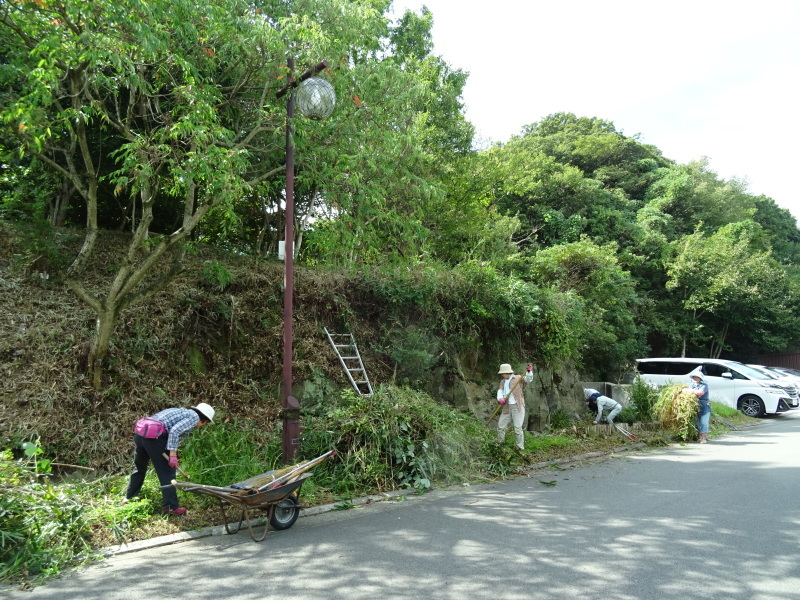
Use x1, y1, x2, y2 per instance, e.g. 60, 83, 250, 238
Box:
527, 238, 647, 377
665, 222, 799, 357
0, 0, 402, 387
489, 113, 669, 249
638, 159, 755, 240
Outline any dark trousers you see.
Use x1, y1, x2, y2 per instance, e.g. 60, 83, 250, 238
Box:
125, 433, 179, 509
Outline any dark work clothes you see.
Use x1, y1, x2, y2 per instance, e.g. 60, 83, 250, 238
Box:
125, 433, 179, 509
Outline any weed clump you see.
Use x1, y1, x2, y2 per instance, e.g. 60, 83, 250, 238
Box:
301, 386, 491, 495
0, 447, 94, 584
628, 376, 658, 422
652, 384, 698, 441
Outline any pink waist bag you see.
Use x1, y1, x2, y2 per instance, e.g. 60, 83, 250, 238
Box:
134, 417, 166, 439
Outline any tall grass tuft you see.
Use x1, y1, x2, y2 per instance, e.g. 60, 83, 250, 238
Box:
0, 448, 94, 584
628, 376, 658, 422
180, 419, 281, 488
652, 384, 699, 441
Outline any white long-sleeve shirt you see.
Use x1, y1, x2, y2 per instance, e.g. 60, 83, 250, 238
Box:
497, 371, 535, 404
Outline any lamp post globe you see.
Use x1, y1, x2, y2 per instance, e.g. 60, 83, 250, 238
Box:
295, 77, 336, 120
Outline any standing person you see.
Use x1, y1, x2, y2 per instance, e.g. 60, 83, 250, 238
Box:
685, 370, 711, 443
124, 403, 215, 515
583, 388, 622, 425
497, 363, 535, 451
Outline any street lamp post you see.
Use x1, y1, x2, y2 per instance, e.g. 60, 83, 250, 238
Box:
275, 58, 335, 463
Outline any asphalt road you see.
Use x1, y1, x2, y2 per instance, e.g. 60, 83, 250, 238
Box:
7, 412, 800, 600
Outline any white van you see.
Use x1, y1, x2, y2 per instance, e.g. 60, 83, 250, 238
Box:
635, 358, 796, 417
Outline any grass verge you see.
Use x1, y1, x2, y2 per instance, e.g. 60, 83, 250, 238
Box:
1, 387, 758, 588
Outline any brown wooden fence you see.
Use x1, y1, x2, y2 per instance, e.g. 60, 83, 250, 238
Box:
755, 351, 800, 370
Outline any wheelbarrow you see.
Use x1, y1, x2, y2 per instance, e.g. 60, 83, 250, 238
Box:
169, 449, 334, 542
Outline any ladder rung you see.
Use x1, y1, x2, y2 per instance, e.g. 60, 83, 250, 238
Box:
327, 329, 372, 397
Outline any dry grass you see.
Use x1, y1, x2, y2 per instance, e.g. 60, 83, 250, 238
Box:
0, 224, 394, 472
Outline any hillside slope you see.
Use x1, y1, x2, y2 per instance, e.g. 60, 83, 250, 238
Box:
0, 224, 585, 470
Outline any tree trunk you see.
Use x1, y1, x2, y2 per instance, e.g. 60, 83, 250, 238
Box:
89, 305, 118, 389
50, 177, 74, 227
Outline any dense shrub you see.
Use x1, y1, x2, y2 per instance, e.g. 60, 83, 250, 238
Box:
0, 447, 93, 583
300, 386, 491, 494
628, 376, 658, 422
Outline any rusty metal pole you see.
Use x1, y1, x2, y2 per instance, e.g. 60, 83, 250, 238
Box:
277, 58, 329, 464
281, 57, 300, 463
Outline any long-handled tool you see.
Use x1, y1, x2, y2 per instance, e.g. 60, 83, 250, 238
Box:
485, 374, 525, 426
712, 414, 738, 430
252, 450, 336, 492
613, 423, 637, 440
163, 453, 189, 479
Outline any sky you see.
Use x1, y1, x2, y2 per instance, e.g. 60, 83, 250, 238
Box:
391, 0, 800, 220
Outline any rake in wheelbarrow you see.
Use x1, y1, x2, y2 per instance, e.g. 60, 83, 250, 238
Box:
168, 449, 335, 542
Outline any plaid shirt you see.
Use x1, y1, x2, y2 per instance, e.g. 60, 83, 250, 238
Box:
151, 408, 199, 451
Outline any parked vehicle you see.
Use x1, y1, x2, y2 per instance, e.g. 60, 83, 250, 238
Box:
771, 366, 800, 378
635, 358, 794, 417
744, 364, 800, 409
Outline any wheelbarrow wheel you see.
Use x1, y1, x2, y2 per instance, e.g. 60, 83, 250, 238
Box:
269, 495, 300, 530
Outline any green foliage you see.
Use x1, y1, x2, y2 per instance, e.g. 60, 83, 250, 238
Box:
180, 420, 280, 489
665, 221, 800, 355
528, 238, 647, 376
709, 402, 739, 418
0, 446, 93, 584
383, 323, 440, 387
300, 386, 489, 494
200, 261, 234, 292
652, 385, 698, 441
548, 408, 573, 430
628, 376, 658, 422
523, 434, 577, 455
616, 405, 637, 425
352, 261, 587, 376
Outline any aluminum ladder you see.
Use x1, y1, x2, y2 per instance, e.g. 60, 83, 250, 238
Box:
324, 327, 374, 397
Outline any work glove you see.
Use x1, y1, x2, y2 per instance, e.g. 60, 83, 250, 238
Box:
498, 397, 506, 405
526, 364, 533, 372
168, 454, 179, 469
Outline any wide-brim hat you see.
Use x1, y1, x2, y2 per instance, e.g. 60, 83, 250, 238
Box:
193, 402, 215, 422
688, 367, 705, 382
498, 363, 514, 374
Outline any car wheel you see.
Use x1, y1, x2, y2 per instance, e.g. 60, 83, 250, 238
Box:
739, 395, 766, 418
269, 495, 299, 530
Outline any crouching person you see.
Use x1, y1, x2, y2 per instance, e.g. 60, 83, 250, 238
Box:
124, 402, 215, 515
584, 388, 622, 425
497, 363, 535, 451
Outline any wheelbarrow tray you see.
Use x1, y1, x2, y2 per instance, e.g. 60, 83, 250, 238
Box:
172, 473, 311, 542
169, 450, 335, 542
174, 471, 311, 507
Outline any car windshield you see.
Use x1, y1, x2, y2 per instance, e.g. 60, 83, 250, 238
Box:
764, 367, 790, 378
747, 365, 780, 379
725, 362, 775, 380
757, 369, 780, 379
